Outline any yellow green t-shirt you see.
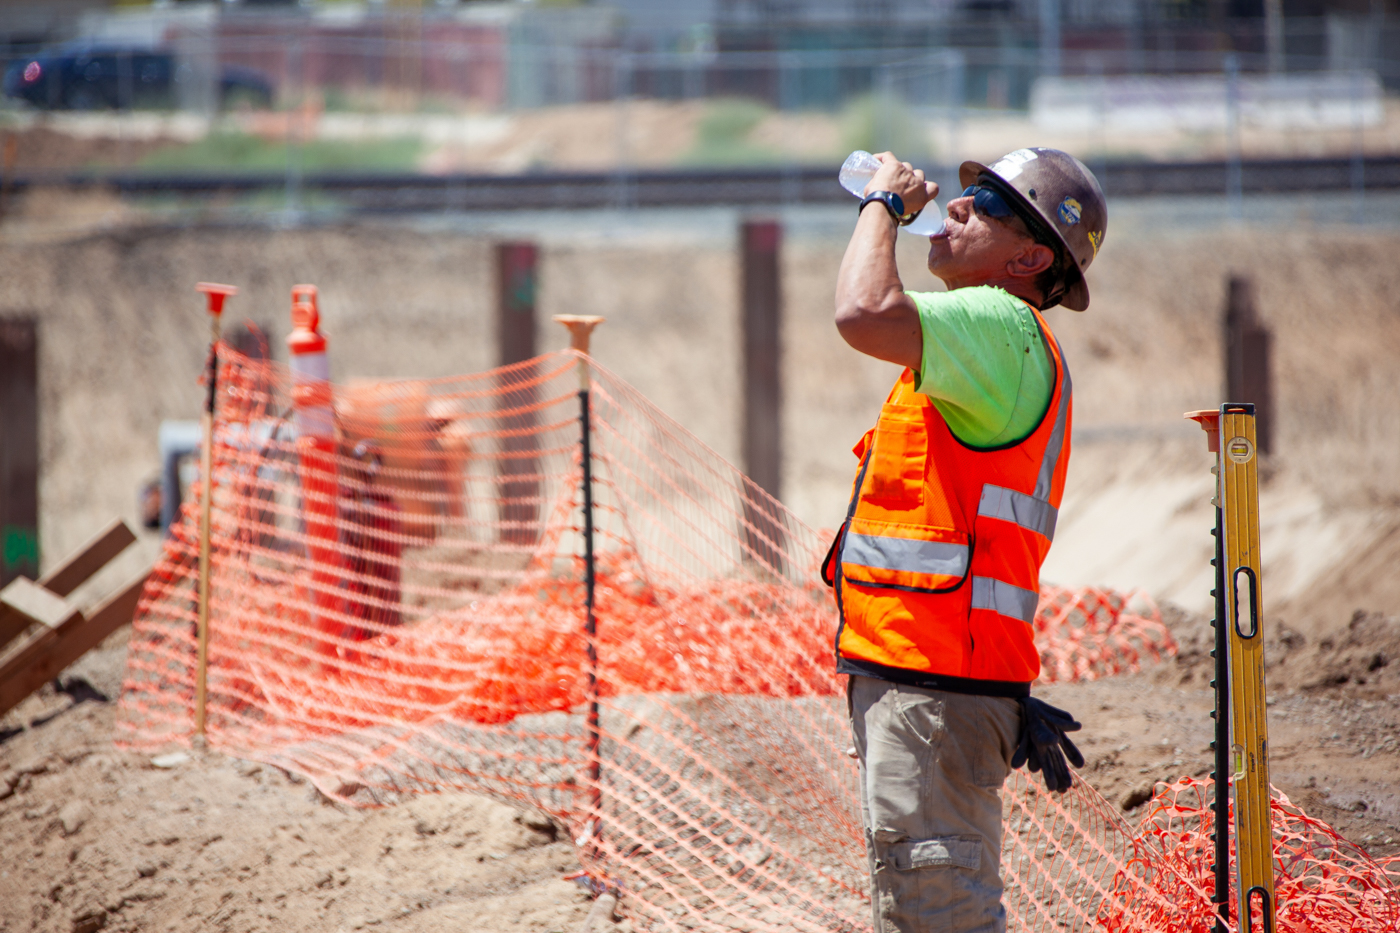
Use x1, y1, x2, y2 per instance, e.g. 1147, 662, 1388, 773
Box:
908, 286, 1054, 448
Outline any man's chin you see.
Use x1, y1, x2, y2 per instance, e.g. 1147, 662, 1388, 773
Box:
926, 242, 951, 275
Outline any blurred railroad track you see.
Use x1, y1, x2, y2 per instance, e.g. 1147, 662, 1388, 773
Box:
5, 155, 1398, 213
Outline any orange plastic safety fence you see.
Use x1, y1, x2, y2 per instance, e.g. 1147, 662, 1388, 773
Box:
1036, 585, 1175, 685
112, 346, 1383, 932
1099, 778, 1400, 933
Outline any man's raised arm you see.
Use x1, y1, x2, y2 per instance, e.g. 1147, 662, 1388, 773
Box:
833, 153, 938, 371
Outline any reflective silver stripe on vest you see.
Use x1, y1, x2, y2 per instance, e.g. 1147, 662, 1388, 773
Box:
971, 576, 1039, 624
976, 321, 1072, 540
843, 533, 968, 578
977, 485, 1058, 539
1033, 331, 1072, 501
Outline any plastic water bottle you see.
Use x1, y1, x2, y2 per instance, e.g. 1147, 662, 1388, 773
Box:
839, 150, 946, 237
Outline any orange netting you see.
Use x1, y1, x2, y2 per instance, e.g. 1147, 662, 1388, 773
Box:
1100, 778, 1400, 933
114, 346, 1390, 932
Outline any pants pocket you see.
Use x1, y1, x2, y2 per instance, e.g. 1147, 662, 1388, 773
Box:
887, 834, 982, 871
893, 687, 946, 749
970, 696, 1020, 788
875, 834, 1003, 933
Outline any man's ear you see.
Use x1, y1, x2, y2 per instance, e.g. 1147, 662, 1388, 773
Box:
1006, 242, 1055, 280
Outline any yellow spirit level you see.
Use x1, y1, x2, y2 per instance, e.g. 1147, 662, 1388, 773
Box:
1187, 403, 1276, 933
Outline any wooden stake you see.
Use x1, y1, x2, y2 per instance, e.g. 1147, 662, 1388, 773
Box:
194, 283, 236, 738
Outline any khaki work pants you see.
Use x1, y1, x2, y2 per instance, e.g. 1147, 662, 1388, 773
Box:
847, 675, 1021, 933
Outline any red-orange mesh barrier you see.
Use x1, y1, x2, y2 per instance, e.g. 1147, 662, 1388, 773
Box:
1099, 778, 1400, 933
1036, 586, 1176, 684
114, 347, 1385, 931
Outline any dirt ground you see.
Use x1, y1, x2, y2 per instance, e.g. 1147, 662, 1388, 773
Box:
0, 635, 608, 933
3, 594, 1399, 933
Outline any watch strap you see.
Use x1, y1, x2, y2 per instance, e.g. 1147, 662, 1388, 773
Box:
859, 190, 919, 226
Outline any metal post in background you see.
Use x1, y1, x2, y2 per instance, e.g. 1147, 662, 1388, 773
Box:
1127, 0, 1144, 75
117, 48, 133, 169
612, 52, 633, 210
778, 49, 797, 112
1351, 68, 1366, 224
778, 52, 799, 205
875, 64, 895, 155
553, 314, 606, 850
194, 282, 237, 738
946, 49, 966, 195
1264, 0, 1285, 75
286, 37, 305, 221
1225, 53, 1243, 222
1038, 0, 1062, 78
1089, 54, 1109, 194
684, 43, 703, 100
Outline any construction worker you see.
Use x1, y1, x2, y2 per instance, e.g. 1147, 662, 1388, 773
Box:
828, 148, 1105, 933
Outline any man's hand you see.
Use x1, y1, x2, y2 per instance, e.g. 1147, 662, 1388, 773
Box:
1011, 696, 1085, 794
865, 152, 939, 217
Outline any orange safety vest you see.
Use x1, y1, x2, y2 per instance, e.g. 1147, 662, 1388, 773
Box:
825, 303, 1071, 696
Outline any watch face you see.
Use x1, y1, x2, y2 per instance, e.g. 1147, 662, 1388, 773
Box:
863, 191, 904, 219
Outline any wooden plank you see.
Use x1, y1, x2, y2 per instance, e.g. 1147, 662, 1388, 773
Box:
0, 570, 147, 718
0, 577, 81, 651
2, 577, 77, 628
0, 607, 31, 651
38, 518, 136, 598
0, 625, 63, 718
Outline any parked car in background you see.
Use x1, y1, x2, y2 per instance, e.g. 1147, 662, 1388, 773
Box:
2, 43, 274, 111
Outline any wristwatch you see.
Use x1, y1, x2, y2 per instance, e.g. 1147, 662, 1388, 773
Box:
859, 190, 918, 226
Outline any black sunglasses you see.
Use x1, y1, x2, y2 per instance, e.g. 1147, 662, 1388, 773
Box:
962, 182, 1063, 256
960, 185, 1019, 221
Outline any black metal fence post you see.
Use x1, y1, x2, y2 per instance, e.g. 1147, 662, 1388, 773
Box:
554, 314, 607, 850
1212, 494, 1231, 933
581, 376, 600, 830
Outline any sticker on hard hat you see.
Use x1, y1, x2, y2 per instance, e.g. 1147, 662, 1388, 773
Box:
1058, 197, 1082, 226
1088, 229, 1103, 257
991, 149, 1039, 181
1226, 436, 1254, 464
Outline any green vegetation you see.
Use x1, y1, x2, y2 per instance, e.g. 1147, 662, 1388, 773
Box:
132, 131, 424, 174
839, 92, 933, 163
319, 86, 356, 114
680, 97, 785, 166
